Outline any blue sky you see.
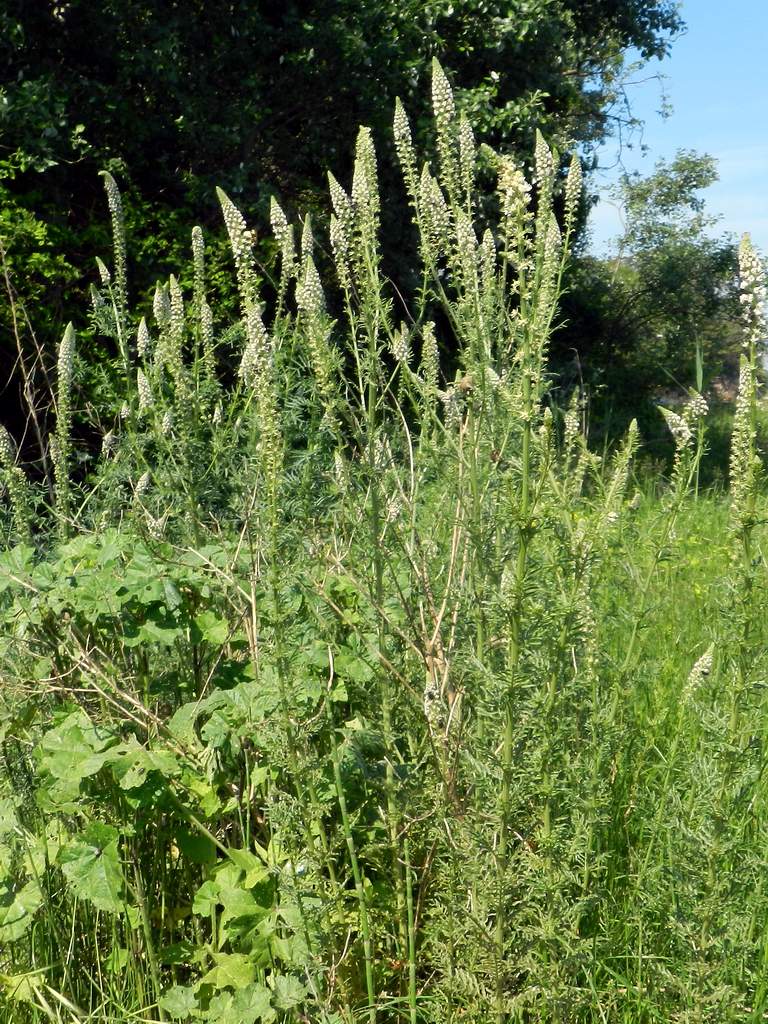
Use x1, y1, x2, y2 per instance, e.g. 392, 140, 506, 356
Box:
588, 0, 768, 255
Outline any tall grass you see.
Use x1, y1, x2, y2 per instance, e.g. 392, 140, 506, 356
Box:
0, 61, 767, 1024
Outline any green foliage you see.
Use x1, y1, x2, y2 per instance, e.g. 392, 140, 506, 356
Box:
557, 150, 745, 462
1, 0, 682, 199
2, 65, 768, 1024
0, 0, 684, 447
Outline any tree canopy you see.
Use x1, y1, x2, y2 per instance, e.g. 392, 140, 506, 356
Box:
1, 1, 683, 210
0, 0, 685, 447
556, 149, 742, 457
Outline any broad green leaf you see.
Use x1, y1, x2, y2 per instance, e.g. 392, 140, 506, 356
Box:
93, 530, 126, 566
37, 711, 117, 793
27, 823, 65, 876
168, 692, 230, 745
59, 823, 125, 913
1, 973, 39, 1005
106, 742, 180, 790
168, 702, 202, 745
215, 860, 245, 889
330, 680, 348, 702
194, 780, 226, 818
194, 861, 273, 941
202, 952, 256, 989
201, 711, 232, 749
158, 940, 195, 965
159, 984, 199, 1019
163, 578, 183, 610
272, 974, 308, 1010
205, 983, 276, 1023
0, 544, 34, 594
0, 842, 13, 873
194, 610, 230, 645
192, 879, 220, 916
176, 828, 217, 866
204, 991, 236, 1020
121, 570, 165, 604
0, 879, 42, 942
0, 796, 17, 835
334, 648, 374, 683
219, 884, 273, 941
227, 848, 269, 887
138, 616, 184, 645
105, 947, 130, 973
232, 984, 276, 1023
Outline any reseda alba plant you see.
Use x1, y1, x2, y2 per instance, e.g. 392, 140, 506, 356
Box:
1, 60, 767, 1024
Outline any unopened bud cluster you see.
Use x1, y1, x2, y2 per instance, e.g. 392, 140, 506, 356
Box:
102, 431, 117, 457
687, 392, 709, 421
137, 317, 151, 360
683, 645, 713, 703
0, 425, 30, 541
498, 157, 533, 261
300, 215, 314, 262
154, 284, 171, 329
730, 360, 759, 528
458, 115, 475, 201
58, 323, 76, 387
738, 234, 767, 350
270, 197, 296, 279
100, 171, 128, 316
96, 257, 111, 286
393, 98, 417, 179
420, 322, 440, 409
137, 368, 153, 413
297, 258, 325, 317
391, 327, 410, 366
191, 226, 205, 303
420, 168, 450, 261
455, 210, 479, 288
218, 188, 258, 307
534, 131, 554, 190
239, 307, 271, 389
440, 387, 462, 430
431, 59, 455, 124
660, 407, 693, 447
270, 197, 291, 248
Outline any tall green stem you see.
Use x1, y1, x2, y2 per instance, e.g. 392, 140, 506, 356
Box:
495, 322, 533, 1024
327, 698, 377, 1021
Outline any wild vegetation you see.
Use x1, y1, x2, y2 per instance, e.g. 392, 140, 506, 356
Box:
1, 57, 768, 1024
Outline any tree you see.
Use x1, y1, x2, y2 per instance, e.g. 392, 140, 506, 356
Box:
0, 0, 683, 443
555, 150, 742, 452
0, 1, 683, 203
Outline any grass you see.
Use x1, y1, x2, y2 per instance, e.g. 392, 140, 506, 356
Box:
0, 61, 767, 1024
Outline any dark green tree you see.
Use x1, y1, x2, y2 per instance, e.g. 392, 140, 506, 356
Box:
1, 1, 683, 203
0, 0, 683, 442
556, 150, 742, 456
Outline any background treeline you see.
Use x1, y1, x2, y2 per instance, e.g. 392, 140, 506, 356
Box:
0, 0, 747, 473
